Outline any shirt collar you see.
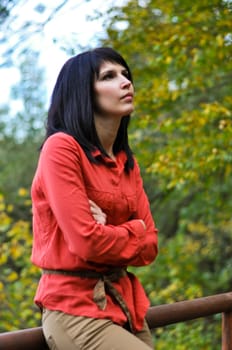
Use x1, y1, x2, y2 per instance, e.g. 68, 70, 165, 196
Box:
91, 148, 127, 168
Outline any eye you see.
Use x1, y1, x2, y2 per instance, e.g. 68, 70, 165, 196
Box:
101, 72, 115, 80
122, 70, 130, 80
98, 68, 130, 81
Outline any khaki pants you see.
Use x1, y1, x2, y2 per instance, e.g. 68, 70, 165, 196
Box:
42, 308, 154, 350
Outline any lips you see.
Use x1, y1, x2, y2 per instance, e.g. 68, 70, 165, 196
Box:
121, 93, 133, 99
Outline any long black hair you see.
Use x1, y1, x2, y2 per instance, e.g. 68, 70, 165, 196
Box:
44, 47, 134, 171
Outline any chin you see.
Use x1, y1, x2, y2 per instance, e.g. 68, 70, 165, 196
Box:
127, 106, 134, 114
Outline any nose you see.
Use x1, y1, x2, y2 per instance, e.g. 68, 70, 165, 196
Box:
120, 76, 132, 89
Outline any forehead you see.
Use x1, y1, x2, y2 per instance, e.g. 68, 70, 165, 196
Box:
98, 61, 126, 72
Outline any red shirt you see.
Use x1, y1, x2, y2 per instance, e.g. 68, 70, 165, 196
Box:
31, 132, 158, 331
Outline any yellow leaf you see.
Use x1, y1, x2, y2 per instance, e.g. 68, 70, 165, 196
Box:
216, 34, 224, 47
18, 188, 28, 197
165, 56, 172, 64
0, 281, 4, 291
6, 271, 18, 282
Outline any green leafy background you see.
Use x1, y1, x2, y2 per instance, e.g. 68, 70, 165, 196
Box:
0, 0, 232, 348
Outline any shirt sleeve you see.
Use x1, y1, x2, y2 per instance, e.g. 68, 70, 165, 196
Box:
38, 134, 149, 266
125, 159, 158, 267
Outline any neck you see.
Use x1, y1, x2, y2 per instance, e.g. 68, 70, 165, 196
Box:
94, 114, 121, 157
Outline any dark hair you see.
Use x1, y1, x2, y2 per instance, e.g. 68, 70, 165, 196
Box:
44, 47, 134, 171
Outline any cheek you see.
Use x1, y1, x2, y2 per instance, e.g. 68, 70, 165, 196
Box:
101, 87, 114, 98
97, 88, 115, 106
94, 92, 111, 113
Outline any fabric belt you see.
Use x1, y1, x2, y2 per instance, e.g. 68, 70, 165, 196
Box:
42, 268, 135, 333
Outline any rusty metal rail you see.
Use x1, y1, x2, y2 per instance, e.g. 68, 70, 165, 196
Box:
0, 292, 232, 350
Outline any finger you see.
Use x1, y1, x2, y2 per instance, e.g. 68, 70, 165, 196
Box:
89, 200, 101, 211
93, 214, 106, 225
90, 206, 102, 215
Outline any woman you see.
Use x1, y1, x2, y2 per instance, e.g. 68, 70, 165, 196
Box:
31, 47, 158, 349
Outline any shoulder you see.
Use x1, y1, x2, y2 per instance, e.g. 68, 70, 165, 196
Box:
43, 132, 79, 149
41, 132, 84, 156
40, 132, 85, 165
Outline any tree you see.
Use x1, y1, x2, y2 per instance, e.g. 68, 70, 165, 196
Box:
0, 49, 47, 330
10, 50, 47, 138
100, 0, 232, 348
0, 191, 41, 332
0, 49, 46, 210
1, 1, 231, 346
0, 0, 71, 68
0, 1, 16, 25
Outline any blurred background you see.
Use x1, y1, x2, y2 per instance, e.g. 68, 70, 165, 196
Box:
0, 1, 232, 348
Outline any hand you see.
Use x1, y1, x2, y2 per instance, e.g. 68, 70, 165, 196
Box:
139, 219, 146, 230
89, 200, 107, 225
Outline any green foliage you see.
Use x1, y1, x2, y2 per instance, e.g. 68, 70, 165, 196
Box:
0, 49, 45, 206
103, 0, 232, 188
0, 1, 232, 347
0, 191, 41, 331
102, 0, 232, 347
0, 38, 46, 334
0, 137, 41, 210
132, 229, 223, 348
154, 318, 221, 350
10, 50, 47, 139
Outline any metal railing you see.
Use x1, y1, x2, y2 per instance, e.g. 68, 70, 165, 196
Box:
0, 292, 232, 350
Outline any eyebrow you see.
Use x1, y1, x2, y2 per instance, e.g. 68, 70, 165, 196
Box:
99, 67, 128, 76
100, 69, 114, 75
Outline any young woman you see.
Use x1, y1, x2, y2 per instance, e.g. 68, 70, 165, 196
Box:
31, 47, 158, 349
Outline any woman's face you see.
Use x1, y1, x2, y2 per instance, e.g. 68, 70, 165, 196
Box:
94, 61, 134, 118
